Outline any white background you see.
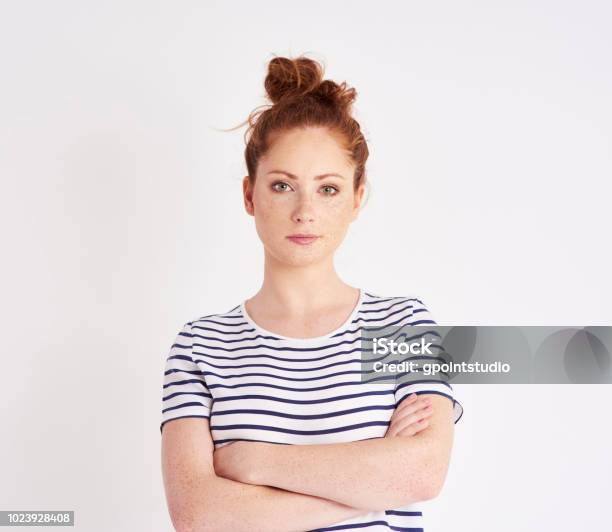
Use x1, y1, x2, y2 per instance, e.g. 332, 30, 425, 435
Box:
1, 1, 611, 531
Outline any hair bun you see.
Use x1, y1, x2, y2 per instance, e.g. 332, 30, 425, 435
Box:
316, 79, 357, 112
264, 55, 356, 111
230, 53, 369, 196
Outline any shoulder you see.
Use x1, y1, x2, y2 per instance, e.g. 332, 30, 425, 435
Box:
182, 304, 251, 355
189, 303, 244, 330
362, 291, 437, 325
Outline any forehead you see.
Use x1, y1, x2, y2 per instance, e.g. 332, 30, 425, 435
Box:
260, 127, 353, 175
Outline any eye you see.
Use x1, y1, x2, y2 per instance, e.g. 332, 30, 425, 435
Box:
271, 181, 293, 193
320, 185, 339, 196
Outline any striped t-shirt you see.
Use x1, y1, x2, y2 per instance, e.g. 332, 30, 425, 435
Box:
161, 289, 463, 532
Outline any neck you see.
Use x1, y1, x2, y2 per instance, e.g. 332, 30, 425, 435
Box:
250, 250, 357, 315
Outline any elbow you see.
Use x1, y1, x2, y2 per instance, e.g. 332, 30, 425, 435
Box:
396, 480, 439, 507
169, 480, 241, 532
416, 465, 449, 502
172, 516, 217, 532
395, 467, 448, 506
174, 523, 199, 532
416, 450, 452, 502
390, 479, 441, 508
363, 476, 444, 513
418, 478, 444, 502
173, 506, 253, 532
367, 472, 446, 511
170, 504, 222, 532
171, 512, 206, 532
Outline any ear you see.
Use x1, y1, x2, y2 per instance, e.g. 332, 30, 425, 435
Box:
351, 182, 366, 221
243, 176, 255, 216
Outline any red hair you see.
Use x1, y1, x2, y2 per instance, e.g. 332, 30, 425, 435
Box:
227, 53, 369, 192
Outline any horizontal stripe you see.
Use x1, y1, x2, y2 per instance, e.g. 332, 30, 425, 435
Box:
306, 520, 424, 531
210, 420, 391, 435
160, 290, 463, 531
211, 404, 395, 419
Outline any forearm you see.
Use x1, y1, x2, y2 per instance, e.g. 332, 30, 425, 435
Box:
186, 473, 368, 532
250, 437, 434, 512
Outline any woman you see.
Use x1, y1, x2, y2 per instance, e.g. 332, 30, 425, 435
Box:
160, 54, 463, 532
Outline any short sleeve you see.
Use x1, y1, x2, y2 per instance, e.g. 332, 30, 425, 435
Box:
394, 299, 464, 424
160, 321, 213, 433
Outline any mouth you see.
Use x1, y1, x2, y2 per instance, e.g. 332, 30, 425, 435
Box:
286, 234, 320, 245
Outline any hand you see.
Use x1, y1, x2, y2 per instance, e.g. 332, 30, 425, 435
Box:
212, 441, 261, 484
385, 393, 433, 438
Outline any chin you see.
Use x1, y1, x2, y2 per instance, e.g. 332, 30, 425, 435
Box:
267, 244, 329, 267
281, 252, 325, 267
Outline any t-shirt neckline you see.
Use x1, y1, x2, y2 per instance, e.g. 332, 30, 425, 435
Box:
240, 287, 365, 343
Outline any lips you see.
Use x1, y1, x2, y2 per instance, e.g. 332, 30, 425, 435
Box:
287, 235, 319, 245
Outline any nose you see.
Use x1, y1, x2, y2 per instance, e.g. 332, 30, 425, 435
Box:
292, 194, 315, 223
293, 212, 314, 223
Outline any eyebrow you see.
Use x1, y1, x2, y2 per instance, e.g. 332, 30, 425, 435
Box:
266, 170, 346, 180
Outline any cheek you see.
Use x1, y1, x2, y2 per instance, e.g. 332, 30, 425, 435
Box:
252, 193, 287, 238
254, 195, 287, 224
319, 198, 355, 231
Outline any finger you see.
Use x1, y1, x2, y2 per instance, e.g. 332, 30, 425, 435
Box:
392, 393, 418, 414
395, 394, 431, 415
387, 404, 433, 437
388, 412, 432, 437
398, 393, 419, 410
395, 417, 431, 437
392, 400, 432, 425
393, 405, 433, 424
391, 408, 433, 436
389, 394, 421, 422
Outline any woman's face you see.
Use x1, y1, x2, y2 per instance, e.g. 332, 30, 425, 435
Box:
243, 126, 365, 267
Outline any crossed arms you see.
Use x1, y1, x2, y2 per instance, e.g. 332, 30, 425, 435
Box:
161, 393, 455, 532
